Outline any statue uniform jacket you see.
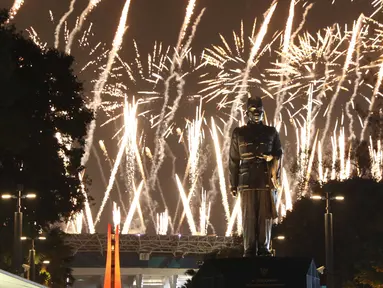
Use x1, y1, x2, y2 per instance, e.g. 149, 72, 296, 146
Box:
229, 122, 282, 218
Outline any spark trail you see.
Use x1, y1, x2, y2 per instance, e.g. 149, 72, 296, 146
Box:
321, 14, 364, 145
81, 0, 132, 166
54, 0, 77, 49
175, 174, 197, 235
346, 40, 362, 140
79, 172, 95, 234
94, 100, 133, 226
148, 0, 202, 193
122, 181, 144, 234
360, 60, 383, 139
8, 0, 25, 21
274, 0, 296, 124
66, 0, 103, 54
226, 195, 241, 236
211, 117, 230, 222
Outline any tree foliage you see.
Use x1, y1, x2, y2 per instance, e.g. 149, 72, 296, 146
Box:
0, 9, 93, 284
0, 10, 93, 226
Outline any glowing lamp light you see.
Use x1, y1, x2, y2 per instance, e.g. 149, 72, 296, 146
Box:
275, 235, 285, 240
42, 260, 50, 264
310, 195, 322, 200
334, 196, 344, 201
1, 194, 12, 199
38, 236, 46, 240
25, 193, 36, 199
20, 236, 27, 240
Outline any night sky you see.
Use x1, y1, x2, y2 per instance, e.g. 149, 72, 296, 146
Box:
0, 0, 377, 234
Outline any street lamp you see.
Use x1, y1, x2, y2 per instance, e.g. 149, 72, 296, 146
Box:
270, 235, 285, 256
311, 192, 344, 288
1, 186, 36, 276
21, 236, 46, 281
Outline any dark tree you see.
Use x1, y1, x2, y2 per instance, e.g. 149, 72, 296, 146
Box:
182, 269, 197, 288
0, 9, 93, 226
0, 9, 93, 283
275, 178, 383, 287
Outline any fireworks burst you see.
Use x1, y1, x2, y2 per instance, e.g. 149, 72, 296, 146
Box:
11, 0, 383, 237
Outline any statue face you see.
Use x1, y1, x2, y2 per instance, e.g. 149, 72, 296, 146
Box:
247, 106, 264, 123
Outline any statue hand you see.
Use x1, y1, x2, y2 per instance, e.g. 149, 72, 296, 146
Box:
263, 154, 274, 162
271, 176, 280, 189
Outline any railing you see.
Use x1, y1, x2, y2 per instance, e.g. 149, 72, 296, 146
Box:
64, 234, 242, 256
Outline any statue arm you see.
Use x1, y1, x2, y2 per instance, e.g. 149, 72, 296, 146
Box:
229, 128, 240, 190
271, 129, 283, 182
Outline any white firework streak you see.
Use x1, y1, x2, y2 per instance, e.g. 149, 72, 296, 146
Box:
54, 0, 77, 49
175, 0, 198, 65
330, 126, 338, 180
94, 100, 134, 226
211, 117, 230, 223
175, 174, 197, 235
66, 0, 103, 54
371, 0, 383, 17
321, 14, 364, 145
79, 172, 95, 234
75, 210, 83, 233
173, 105, 204, 229
360, 60, 383, 139
282, 168, 292, 211
199, 190, 209, 235
290, 3, 314, 41
156, 210, 169, 235
346, 40, 362, 140
81, 0, 132, 166
175, 177, 198, 233
8, 0, 25, 21
318, 141, 324, 184
236, 199, 242, 235
97, 140, 127, 217
274, 0, 296, 124
369, 138, 383, 182
225, 195, 241, 237
113, 201, 121, 230
122, 181, 144, 234
303, 131, 318, 195
148, 5, 204, 190
65, 209, 84, 234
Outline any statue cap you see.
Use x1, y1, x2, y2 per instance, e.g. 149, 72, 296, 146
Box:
247, 96, 263, 110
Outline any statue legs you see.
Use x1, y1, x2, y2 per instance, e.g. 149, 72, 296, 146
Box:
241, 189, 273, 257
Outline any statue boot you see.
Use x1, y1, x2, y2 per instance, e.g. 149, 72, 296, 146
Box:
257, 218, 273, 257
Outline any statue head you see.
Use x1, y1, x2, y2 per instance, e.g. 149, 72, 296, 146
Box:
246, 96, 264, 124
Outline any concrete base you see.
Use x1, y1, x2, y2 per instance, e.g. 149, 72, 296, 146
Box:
192, 257, 320, 288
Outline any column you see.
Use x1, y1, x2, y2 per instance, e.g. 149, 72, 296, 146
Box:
169, 275, 178, 288
135, 274, 143, 288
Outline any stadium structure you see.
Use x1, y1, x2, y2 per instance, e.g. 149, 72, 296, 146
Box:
65, 233, 240, 288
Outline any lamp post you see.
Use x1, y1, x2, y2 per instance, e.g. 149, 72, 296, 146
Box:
311, 192, 344, 288
21, 236, 46, 281
1, 187, 36, 276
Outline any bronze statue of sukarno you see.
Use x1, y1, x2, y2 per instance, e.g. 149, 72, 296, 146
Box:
229, 96, 283, 257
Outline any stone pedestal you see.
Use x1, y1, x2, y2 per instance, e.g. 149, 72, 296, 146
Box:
192, 257, 320, 288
